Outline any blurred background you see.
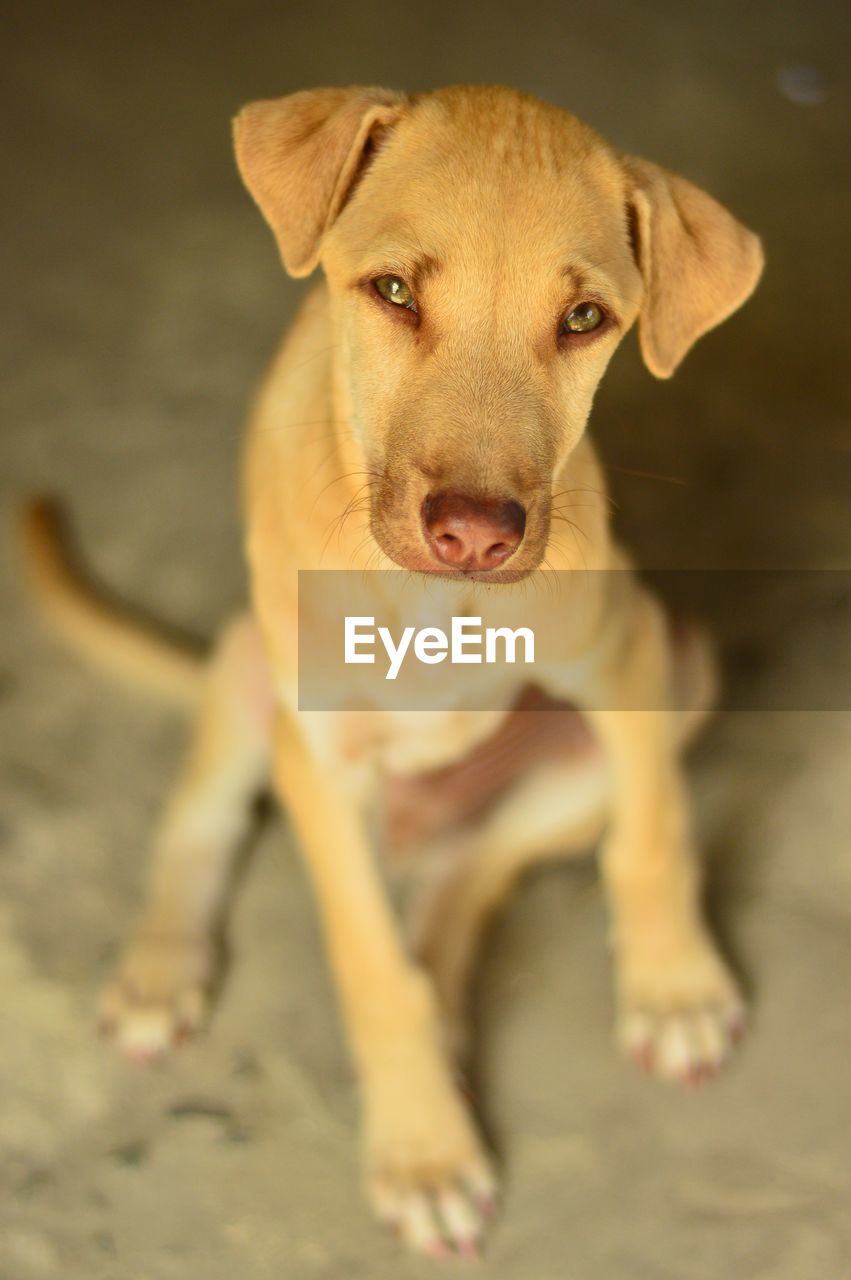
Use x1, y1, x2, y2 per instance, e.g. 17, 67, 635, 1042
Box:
1, 2, 848, 1277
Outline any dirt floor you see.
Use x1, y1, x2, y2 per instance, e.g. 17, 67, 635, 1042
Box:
1, 2, 849, 1277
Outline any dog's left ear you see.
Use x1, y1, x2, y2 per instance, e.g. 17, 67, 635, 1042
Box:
624, 157, 764, 378
233, 86, 406, 277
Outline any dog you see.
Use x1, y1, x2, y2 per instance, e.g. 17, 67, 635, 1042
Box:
23, 84, 763, 1258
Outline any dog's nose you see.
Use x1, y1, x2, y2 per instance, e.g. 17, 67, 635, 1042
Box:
423, 492, 526, 571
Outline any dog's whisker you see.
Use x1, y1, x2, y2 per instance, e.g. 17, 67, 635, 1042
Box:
601, 462, 688, 487
319, 484, 374, 562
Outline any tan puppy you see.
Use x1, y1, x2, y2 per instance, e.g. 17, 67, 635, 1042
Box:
24, 85, 762, 1259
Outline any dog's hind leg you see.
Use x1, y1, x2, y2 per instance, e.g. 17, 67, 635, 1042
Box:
99, 613, 274, 1061
409, 620, 717, 1062
408, 757, 609, 1062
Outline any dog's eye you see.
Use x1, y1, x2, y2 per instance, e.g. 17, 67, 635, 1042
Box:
374, 275, 417, 310
561, 302, 605, 334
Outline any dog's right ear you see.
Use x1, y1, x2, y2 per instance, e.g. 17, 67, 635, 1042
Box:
233, 87, 406, 278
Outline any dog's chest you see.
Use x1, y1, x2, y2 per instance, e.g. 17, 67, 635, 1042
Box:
333, 703, 510, 777
325, 688, 596, 855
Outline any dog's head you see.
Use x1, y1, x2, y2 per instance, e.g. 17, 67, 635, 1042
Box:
234, 85, 762, 580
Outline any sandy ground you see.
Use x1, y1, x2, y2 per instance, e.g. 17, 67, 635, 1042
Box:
1, 2, 849, 1276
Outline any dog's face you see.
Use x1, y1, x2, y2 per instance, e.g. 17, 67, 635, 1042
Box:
235, 86, 762, 580
319, 92, 640, 579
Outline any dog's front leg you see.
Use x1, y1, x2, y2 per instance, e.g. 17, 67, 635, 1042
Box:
99, 616, 273, 1060
273, 711, 496, 1258
581, 587, 745, 1083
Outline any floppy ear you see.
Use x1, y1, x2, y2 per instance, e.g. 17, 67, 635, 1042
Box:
625, 156, 764, 378
233, 86, 406, 277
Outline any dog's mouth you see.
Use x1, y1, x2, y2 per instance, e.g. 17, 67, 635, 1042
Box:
387, 556, 539, 585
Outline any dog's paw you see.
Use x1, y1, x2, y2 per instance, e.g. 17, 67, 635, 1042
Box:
98, 932, 215, 1063
366, 1100, 498, 1259
616, 939, 746, 1085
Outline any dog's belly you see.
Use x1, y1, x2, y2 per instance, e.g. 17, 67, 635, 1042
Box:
379, 685, 598, 854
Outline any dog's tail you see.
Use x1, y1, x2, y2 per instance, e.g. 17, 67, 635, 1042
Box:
19, 497, 206, 706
